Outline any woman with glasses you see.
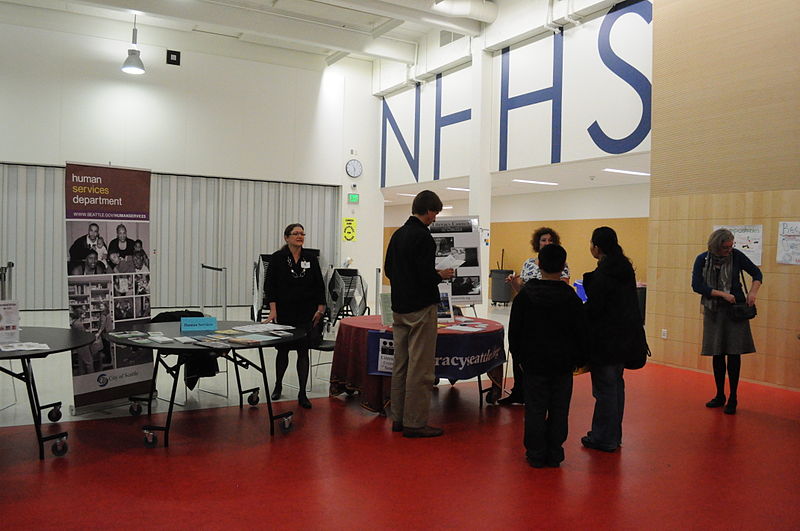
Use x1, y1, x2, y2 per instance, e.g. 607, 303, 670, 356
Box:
264, 223, 326, 409
692, 228, 762, 415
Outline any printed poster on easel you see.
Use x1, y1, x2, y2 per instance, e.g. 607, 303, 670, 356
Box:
65, 163, 154, 411
430, 216, 482, 306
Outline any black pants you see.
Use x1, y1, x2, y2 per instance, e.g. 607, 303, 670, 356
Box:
523, 371, 573, 464
587, 363, 625, 449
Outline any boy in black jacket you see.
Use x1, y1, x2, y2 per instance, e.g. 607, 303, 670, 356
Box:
508, 244, 587, 468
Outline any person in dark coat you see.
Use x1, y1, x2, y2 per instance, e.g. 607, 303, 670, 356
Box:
581, 226, 645, 452
691, 228, 762, 415
264, 223, 326, 409
509, 244, 587, 468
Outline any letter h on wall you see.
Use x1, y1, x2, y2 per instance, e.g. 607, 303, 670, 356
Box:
498, 30, 564, 171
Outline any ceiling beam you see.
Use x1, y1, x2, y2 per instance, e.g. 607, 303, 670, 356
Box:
71, 0, 417, 62
315, 0, 482, 36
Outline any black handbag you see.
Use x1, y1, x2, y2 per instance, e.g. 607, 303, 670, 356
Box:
729, 270, 757, 321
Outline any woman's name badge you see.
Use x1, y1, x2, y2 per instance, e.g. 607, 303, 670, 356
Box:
301, 260, 311, 269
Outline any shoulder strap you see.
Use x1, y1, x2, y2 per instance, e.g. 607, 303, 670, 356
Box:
740, 268, 749, 294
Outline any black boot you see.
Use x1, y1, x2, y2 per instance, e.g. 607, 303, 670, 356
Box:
271, 383, 282, 401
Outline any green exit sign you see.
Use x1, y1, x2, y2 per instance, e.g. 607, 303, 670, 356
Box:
347, 193, 360, 204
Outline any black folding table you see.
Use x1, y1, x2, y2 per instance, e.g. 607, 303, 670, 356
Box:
0, 326, 94, 459
106, 320, 305, 448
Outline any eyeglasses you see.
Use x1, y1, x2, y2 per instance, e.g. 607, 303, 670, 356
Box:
289, 232, 306, 237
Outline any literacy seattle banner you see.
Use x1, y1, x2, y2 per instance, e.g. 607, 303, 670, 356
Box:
65, 163, 154, 410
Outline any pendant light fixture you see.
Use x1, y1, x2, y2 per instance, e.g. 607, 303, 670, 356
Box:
121, 15, 145, 75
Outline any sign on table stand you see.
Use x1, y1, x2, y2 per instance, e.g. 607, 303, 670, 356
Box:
429, 216, 482, 306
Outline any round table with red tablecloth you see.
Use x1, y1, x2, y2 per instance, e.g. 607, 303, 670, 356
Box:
329, 315, 506, 413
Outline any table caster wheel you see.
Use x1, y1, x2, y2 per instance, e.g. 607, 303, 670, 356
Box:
143, 431, 158, 448
247, 391, 260, 406
344, 388, 354, 397
129, 403, 143, 416
281, 415, 293, 433
486, 387, 501, 405
448, 379, 457, 385
47, 405, 62, 422
434, 377, 441, 385
51, 438, 68, 457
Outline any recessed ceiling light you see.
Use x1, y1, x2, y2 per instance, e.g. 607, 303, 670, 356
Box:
397, 193, 416, 197
603, 168, 650, 176
442, 205, 453, 209
446, 187, 470, 192
512, 179, 559, 186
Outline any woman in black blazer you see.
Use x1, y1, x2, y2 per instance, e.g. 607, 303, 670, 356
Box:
264, 223, 326, 409
581, 227, 645, 452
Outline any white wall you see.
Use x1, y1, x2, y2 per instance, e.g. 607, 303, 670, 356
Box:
0, 14, 387, 306
384, 184, 649, 227
491, 183, 650, 222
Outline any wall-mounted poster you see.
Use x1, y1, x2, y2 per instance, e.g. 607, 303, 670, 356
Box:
430, 216, 482, 305
777, 221, 800, 265
65, 163, 154, 412
714, 224, 763, 266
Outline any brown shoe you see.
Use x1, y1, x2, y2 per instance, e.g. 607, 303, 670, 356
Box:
391, 421, 404, 432
402, 425, 444, 438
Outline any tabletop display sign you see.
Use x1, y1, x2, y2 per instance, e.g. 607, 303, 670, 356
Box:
713, 224, 763, 266
0, 300, 20, 343
180, 316, 217, 333
429, 216, 482, 306
65, 163, 154, 412
379, 292, 393, 326
777, 221, 800, 265
437, 283, 454, 323
367, 331, 395, 376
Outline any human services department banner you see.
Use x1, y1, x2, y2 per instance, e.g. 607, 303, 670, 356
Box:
65, 163, 154, 410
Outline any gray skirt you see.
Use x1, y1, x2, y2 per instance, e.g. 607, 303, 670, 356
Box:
701, 307, 756, 356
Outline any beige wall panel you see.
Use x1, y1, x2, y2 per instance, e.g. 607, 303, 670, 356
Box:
651, 1, 800, 197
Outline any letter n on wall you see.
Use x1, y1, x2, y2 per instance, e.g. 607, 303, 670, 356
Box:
381, 83, 421, 187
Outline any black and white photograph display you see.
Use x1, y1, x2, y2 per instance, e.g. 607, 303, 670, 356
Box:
429, 216, 482, 305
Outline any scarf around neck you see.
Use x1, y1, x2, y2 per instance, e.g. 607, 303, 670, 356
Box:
701, 252, 732, 311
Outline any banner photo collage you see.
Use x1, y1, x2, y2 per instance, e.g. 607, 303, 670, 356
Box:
65, 163, 154, 408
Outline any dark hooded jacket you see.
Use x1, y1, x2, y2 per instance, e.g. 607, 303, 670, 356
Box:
508, 279, 588, 375
582, 254, 645, 366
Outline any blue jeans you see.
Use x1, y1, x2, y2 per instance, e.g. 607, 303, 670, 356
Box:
588, 363, 625, 449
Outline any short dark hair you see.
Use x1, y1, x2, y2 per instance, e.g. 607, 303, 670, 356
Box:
538, 244, 566, 274
531, 227, 561, 252
411, 190, 443, 215
88, 223, 99, 231
283, 223, 304, 238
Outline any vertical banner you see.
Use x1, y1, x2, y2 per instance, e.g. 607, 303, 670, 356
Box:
65, 163, 154, 410
429, 216, 482, 305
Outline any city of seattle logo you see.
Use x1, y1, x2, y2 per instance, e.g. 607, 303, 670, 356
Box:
96, 373, 109, 387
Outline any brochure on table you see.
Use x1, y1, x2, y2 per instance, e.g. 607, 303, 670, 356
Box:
0, 300, 20, 343
430, 216, 482, 306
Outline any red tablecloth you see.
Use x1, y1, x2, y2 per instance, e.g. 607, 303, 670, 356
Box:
329, 315, 505, 413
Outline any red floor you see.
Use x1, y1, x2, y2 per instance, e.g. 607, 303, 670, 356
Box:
1, 363, 799, 530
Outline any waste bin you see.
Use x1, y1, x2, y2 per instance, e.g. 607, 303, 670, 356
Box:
490, 269, 514, 305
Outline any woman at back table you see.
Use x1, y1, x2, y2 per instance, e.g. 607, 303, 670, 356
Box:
263, 223, 326, 409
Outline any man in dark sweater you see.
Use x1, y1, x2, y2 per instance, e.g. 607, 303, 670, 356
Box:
508, 244, 587, 467
384, 190, 454, 438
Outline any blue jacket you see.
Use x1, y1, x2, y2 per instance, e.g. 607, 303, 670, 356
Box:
691, 248, 762, 303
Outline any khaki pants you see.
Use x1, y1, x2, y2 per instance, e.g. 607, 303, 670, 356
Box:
391, 304, 438, 428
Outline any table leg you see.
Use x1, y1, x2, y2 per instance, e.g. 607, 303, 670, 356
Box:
257, 347, 293, 435
20, 359, 67, 459
142, 354, 183, 448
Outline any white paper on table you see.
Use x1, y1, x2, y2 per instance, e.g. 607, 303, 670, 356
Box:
0, 342, 49, 351
445, 325, 482, 332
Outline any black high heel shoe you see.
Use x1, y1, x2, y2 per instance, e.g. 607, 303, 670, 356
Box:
271, 384, 282, 401
298, 395, 312, 409
705, 395, 726, 408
